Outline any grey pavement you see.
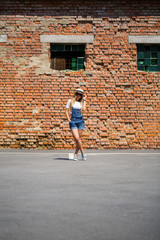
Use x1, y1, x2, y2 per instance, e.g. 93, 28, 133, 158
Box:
0, 150, 160, 240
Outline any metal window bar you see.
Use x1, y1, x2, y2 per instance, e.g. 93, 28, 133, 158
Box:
137, 44, 160, 72
50, 44, 85, 70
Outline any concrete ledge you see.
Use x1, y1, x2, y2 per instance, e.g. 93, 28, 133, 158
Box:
0, 35, 7, 42
128, 35, 160, 44
40, 35, 94, 43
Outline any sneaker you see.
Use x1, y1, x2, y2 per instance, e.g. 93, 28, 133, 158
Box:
82, 153, 87, 161
73, 154, 78, 161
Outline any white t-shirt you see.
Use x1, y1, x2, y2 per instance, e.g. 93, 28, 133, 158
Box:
66, 99, 82, 110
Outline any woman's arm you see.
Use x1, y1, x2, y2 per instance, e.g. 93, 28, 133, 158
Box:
83, 95, 86, 111
65, 108, 71, 122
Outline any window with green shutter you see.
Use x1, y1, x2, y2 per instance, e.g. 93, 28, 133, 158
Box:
50, 44, 85, 71
137, 44, 160, 72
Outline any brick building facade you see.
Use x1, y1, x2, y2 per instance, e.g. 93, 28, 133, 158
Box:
0, 0, 160, 149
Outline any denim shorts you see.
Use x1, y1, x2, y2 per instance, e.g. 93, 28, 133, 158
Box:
69, 120, 85, 131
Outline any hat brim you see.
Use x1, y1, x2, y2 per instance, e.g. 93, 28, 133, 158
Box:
76, 91, 83, 95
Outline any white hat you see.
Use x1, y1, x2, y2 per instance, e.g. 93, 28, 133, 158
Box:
75, 88, 84, 95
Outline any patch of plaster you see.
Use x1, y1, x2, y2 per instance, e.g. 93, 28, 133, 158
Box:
32, 108, 40, 114
2, 55, 26, 65
26, 121, 42, 131
1, 39, 54, 75
5, 119, 28, 126
26, 126, 42, 131
29, 53, 54, 74
0, 46, 6, 59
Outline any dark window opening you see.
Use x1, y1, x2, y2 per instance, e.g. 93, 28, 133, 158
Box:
50, 44, 85, 71
137, 44, 160, 72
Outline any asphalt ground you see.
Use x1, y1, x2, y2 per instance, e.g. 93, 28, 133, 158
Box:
0, 150, 160, 240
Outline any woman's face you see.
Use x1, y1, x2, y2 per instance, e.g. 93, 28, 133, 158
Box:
75, 93, 82, 101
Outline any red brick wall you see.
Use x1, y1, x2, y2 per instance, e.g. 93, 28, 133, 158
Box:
0, 0, 160, 149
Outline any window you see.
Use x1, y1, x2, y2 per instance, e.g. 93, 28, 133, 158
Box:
50, 44, 85, 71
137, 44, 160, 72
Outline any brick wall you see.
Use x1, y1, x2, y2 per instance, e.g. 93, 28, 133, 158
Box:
0, 0, 160, 149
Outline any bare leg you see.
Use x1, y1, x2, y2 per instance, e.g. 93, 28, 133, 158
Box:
75, 130, 83, 154
71, 129, 84, 155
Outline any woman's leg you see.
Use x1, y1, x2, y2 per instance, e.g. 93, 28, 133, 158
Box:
75, 130, 83, 154
71, 129, 84, 155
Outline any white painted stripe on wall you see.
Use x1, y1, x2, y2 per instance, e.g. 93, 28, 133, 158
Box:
40, 35, 94, 43
128, 35, 160, 43
0, 35, 7, 42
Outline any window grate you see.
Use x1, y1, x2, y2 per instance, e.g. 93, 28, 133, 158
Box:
50, 44, 85, 71
137, 44, 160, 72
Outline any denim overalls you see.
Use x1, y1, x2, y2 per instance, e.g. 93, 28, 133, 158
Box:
69, 108, 85, 130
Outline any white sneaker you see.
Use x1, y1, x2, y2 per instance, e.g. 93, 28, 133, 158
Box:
73, 154, 78, 161
82, 153, 87, 160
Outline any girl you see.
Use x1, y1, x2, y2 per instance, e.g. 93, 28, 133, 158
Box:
66, 89, 87, 161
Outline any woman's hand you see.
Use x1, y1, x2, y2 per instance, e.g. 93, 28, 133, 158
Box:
83, 95, 87, 101
83, 95, 87, 111
65, 109, 71, 122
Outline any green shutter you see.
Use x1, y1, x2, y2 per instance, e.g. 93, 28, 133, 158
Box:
149, 66, 158, 72
77, 57, 84, 70
145, 65, 150, 71
71, 58, 77, 70
151, 59, 157, 65
144, 59, 150, 66
138, 66, 145, 71
144, 50, 150, 58
138, 59, 144, 66
137, 51, 145, 59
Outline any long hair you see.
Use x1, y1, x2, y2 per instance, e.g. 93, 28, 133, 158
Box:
70, 92, 83, 112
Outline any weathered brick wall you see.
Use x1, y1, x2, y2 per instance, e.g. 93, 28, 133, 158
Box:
0, 0, 160, 149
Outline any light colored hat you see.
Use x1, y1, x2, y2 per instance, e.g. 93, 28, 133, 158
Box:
75, 88, 84, 95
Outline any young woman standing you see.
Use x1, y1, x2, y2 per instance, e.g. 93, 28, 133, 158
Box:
66, 89, 87, 161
